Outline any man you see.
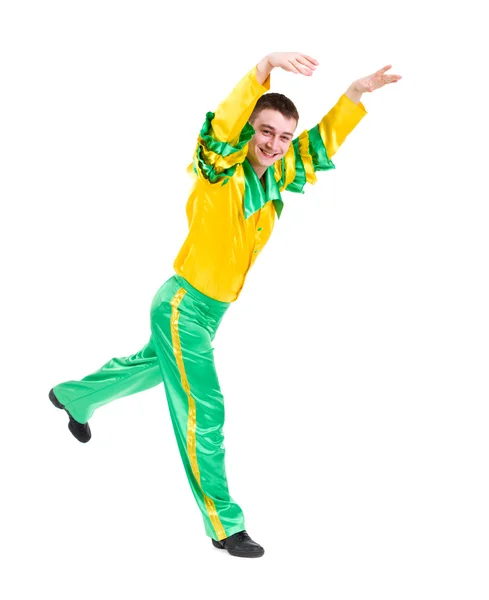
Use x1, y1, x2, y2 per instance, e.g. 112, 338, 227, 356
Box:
49, 52, 401, 558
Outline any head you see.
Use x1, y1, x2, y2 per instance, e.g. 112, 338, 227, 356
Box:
247, 93, 299, 177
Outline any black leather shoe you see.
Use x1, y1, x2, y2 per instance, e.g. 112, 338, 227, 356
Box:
212, 530, 264, 558
49, 389, 91, 443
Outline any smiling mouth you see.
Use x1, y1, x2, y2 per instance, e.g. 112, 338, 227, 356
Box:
259, 148, 278, 159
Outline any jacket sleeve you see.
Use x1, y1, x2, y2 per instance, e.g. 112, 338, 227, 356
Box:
274, 93, 367, 193
190, 67, 270, 184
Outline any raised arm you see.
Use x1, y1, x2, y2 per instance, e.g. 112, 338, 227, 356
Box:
276, 94, 367, 193
320, 65, 401, 160
192, 66, 268, 183
278, 64, 402, 193
208, 68, 270, 147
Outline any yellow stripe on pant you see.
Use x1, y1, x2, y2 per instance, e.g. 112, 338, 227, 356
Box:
150, 275, 246, 540
169, 287, 226, 541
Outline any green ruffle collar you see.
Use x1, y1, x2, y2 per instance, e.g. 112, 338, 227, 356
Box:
242, 158, 283, 220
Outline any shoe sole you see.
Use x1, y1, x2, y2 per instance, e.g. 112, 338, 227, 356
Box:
49, 389, 91, 443
212, 538, 265, 558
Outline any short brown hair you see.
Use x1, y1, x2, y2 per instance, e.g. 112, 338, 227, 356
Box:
249, 93, 299, 125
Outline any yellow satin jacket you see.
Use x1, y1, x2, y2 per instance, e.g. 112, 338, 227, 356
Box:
173, 66, 367, 302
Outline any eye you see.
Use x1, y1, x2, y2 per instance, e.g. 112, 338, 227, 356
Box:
262, 130, 271, 135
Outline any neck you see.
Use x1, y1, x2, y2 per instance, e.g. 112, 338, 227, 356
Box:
252, 165, 267, 179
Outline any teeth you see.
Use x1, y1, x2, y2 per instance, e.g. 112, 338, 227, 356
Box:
261, 149, 274, 157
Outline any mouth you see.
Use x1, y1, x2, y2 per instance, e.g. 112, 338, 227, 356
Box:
259, 148, 279, 160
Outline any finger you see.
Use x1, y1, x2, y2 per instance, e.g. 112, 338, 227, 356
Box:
286, 60, 300, 74
294, 60, 314, 75
301, 54, 320, 66
377, 64, 393, 74
291, 58, 313, 75
296, 55, 318, 71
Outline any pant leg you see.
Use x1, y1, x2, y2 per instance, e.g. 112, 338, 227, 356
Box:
53, 337, 162, 424
150, 278, 245, 541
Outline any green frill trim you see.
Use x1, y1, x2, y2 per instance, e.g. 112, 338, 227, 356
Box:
285, 138, 307, 193
196, 112, 255, 184
285, 125, 335, 193
307, 125, 335, 172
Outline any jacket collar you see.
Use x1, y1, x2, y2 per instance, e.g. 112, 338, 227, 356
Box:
242, 158, 284, 220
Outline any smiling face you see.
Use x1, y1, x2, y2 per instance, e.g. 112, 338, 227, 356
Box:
247, 109, 297, 178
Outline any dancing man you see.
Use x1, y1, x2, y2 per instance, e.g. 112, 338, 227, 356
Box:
49, 52, 401, 558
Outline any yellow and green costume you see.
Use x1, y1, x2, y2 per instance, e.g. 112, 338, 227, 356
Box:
52, 66, 366, 540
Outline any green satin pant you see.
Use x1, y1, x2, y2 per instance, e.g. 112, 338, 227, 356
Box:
53, 275, 245, 541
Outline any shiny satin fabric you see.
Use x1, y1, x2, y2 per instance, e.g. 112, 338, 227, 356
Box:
175, 66, 367, 303
53, 275, 245, 541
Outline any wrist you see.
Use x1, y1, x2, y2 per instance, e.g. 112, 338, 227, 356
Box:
345, 81, 363, 104
256, 55, 274, 86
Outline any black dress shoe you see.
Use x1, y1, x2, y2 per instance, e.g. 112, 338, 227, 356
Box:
212, 530, 265, 558
49, 389, 91, 443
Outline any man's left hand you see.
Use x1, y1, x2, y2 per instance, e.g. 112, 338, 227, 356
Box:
353, 65, 402, 93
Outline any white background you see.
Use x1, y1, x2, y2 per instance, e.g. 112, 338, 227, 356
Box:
1, 1, 488, 598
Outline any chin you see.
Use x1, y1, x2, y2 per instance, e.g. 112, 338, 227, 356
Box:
262, 155, 281, 166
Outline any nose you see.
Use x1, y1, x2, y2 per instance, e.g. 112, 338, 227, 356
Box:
266, 136, 280, 152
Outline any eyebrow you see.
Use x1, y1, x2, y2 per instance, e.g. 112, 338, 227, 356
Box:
260, 124, 294, 138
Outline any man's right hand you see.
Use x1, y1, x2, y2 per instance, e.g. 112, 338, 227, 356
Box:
256, 52, 319, 85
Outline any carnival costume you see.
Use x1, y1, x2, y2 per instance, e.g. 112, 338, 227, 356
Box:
50, 65, 366, 542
